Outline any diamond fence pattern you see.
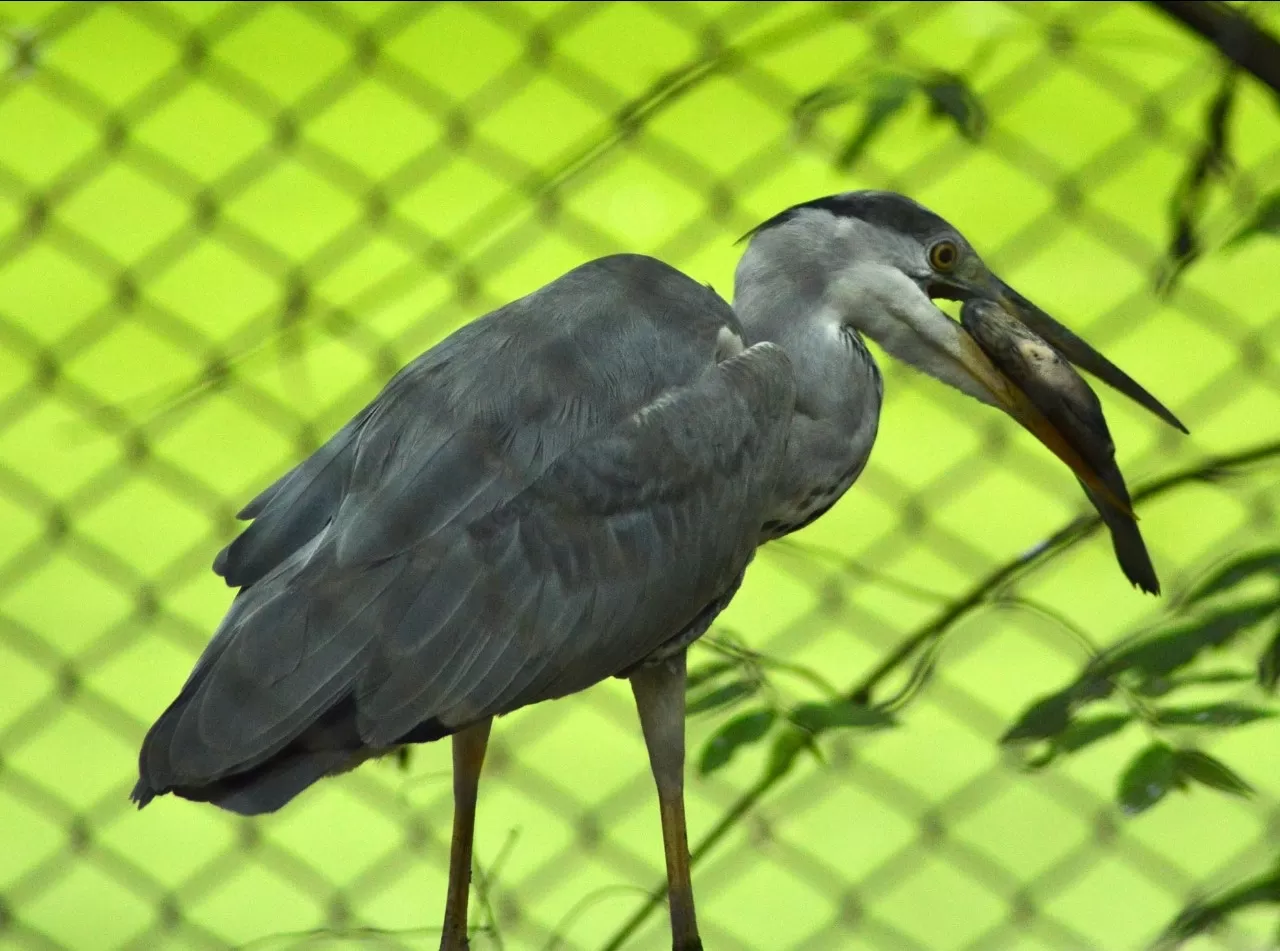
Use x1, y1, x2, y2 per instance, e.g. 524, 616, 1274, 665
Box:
1, 2, 1279, 950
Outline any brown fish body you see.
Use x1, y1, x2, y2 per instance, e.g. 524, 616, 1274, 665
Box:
960, 300, 1159, 594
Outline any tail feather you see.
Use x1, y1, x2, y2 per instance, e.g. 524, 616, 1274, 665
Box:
1082, 482, 1160, 595
133, 691, 454, 815
1103, 509, 1160, 596
133, 749, 352, 816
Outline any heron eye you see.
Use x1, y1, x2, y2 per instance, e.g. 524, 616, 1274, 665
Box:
929, 240, 959, 271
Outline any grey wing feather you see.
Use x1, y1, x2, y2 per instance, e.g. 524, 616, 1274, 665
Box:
137, 254, 766, 800
213, 254, 744, 587
355, 341, 796, 742
142, 343, 793, 789
213, 413, 369, 587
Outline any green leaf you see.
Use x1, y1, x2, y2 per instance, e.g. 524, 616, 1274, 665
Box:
1118, 741, 1178, 815
1001, 693, 1073, 743
1071, 670, 1116, 703
1156, 72, 1237, 295
788, 700, 896, 736
1186, 548, 1280, 602
1134, 669, 1254, 697
1024, 713, 1133, 770
1059, 712, 1134, 753
836, 73, 916, 170
698, 709, 776, 776
686, 679, 756, 716
921, 71, 986, 140
1258, 623, 1280, 692
1003, 669, 1118, 747
760, 702, 894, 780
1156, 864, 1280, 949
764, 724, 824, 779
1225, 192, 1280, 248
793, 83, 861, 134
1174, 750, 1254, 799
686, 659, 738, 691
1155, 703, 1276, 728
1102, 599, 1280, 680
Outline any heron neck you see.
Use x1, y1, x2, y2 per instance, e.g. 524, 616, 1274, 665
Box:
734, 277, 883, 537
734, 267, 879, 426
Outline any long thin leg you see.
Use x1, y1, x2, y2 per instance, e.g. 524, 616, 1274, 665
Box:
439, 718, 493, 951
631, 650, 702, 951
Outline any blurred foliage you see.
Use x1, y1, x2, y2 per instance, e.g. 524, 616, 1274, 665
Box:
690, 509, 1280, 948
1143, 1, 1280, 293
1226, 191, 1280, 249
795, 69, 986, 170
689, 533, 1280, 799
1157, 68, 1239, 293
792, 3, 1280, 316
1154, 856, 1280, 950
688, 632, 897, 778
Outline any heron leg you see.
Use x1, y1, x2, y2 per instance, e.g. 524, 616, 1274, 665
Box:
439, 718, 493, 951
631, 650, 702, 951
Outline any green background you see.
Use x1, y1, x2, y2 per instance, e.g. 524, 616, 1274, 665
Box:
1, 2, 1278, 950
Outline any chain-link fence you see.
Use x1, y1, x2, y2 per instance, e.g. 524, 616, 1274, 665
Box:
2, 2, 1280, 950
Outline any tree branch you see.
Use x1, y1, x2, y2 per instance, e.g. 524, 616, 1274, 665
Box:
1146, 1, 1280, 96
850, 437, 1280, 705
598, 437, 1280, 951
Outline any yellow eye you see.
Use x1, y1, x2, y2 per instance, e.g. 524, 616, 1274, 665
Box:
929, 240, 959, 271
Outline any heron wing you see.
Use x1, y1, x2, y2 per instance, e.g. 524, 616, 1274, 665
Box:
143, 343, 794, 786
356, 342, 795, 742
213, 254, 746, 588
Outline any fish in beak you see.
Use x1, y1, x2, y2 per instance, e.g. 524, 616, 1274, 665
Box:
955, 294, 1178, 595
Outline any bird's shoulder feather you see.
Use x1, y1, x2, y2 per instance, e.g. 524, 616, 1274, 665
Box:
214, 254, 745, 587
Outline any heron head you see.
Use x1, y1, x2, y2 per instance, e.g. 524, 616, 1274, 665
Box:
738, 190, 1186, 500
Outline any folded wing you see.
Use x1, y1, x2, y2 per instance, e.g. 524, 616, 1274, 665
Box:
134, 256, 792, 813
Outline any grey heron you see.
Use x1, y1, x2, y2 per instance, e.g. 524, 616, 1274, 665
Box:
132, 191, 1186, 951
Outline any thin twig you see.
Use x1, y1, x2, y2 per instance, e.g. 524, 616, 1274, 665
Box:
700, 633, 842, 697
999, 596, 1164, 730
850, 438, 1280, 705
470, 830, 520, 951
767, 537, 954, 604
1146, 1, 1280, 96
598, 437, 1280, 951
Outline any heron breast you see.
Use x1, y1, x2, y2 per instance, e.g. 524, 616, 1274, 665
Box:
761, 458, 866, 539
